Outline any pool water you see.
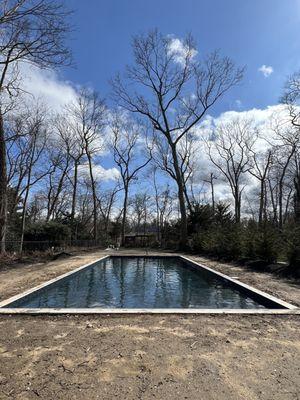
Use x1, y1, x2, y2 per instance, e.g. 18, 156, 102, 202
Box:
5, 256, 277, 309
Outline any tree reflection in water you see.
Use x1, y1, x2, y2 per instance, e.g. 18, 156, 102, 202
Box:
9, 257, 268, 309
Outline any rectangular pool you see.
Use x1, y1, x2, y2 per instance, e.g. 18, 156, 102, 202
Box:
0, 256, 294, 310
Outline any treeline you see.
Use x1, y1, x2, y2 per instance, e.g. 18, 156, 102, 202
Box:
0, 1, 299, 276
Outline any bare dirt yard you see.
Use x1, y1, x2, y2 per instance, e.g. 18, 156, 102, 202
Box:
0, 249, 299, 400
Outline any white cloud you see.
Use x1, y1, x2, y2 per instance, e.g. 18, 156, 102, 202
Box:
19, 63, 78, 111
198, 104, 288, 136
93, 165, 120, 181
78, 163, 120, 182
167, 36, 197, 65
189, 104, 293, 210
258, 64, 274, 78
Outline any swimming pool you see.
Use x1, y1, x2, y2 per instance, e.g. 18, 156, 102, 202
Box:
0, 256, 295, 311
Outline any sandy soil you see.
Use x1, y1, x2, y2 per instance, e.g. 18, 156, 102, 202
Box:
0, 249, 299, 400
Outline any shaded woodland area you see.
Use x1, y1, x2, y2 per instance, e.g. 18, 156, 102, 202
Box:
0, 1, 299, 275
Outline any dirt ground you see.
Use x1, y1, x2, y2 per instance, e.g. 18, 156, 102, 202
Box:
0, 249, 299, 400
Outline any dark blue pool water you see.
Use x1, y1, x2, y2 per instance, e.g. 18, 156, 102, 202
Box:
5, 257, 278, 309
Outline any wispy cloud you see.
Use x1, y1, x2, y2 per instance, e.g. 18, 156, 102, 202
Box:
167, 36, 197, 65
258, 64, 274, 78
79, 163, 120, 182
190, 104, 292, 209
19, 63, 78, 110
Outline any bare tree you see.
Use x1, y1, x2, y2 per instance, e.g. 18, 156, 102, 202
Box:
112, 30, 243, 248
282, 72, 300, 224
17, 107, 50, 252
51, 112, 85, 236
151, 167, 174, 246
6, 113, 32, 215
129, 192, 152, 235
35, 111, 87, 233
44, 120, 73, 222
152, 131, 199, 214
66, 89, 106, 240
203, 172, 218, 212
269, 117, 300, 228
207, 118, 257, 223
4, 103, 52, 250
0, 0, 72, 252
248, 148, 273, 225
97, 183, 122, 239
282, 71, 300, 127
293, 150, 300, 223
110, 112, 152, 246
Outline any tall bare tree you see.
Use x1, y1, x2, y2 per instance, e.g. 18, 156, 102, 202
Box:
112, 30, 243, 248
249, 148, 273, 225
152, 131, 199, 214
293, 151, 300, 223
0, 0, 72, 252
51, 112, 85, 236
269, 116, 300, 228
17, 106, 50, 252
151, 167, 174, 246
207, 118, 257, 223
129, 192, 152, 235
97, 183, 122, 239
110, 112, 152, 246
282, 72, 300, 224
45, 120, 73, 222
203, 172, 218, 212
66, 89, 106, 240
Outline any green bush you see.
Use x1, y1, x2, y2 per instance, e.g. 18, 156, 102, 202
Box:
255, 223, 279, 263
190, 204, 282, 264
285, 223, 300, 276
190, 203, 243, 260
24, 221, 71, 243
205, 225, 243, 260
188, 203, 214, 234
243, 220, 259, 259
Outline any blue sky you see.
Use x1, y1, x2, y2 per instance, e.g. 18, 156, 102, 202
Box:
18, 1, 300, 205
63, 0, 300, 115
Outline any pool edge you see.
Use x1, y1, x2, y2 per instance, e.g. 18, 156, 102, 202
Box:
0, 255, 110, 309
180, 256, 298, 311
0, 308, 299, 315
0, 253, 298, 314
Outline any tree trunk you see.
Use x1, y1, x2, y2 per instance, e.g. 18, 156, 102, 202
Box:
169, 143, 188, 249
278, 149, 295, 229
45, 186, 52, 222
0, 113, 7, 253
104, 192, 115, 239
86, 152, 97, 241
294, 172, 300, 224
47, 163, 69, 221
71, 160, 78, 239
278, 179, 284, 229
234, 187, 241, 223
258, 179, 264, 225
177, 184, 188, 248
211, 177, 215, 212
19, 137, 37, 253
121, 186, 128, 246
268, 179, 278, 224
153, 171, 161, 245
19, 184, 30, 254
156, 208, 161, 246
159, 214, 164, 246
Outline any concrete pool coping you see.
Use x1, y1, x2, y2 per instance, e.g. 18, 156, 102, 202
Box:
0, 253, 298, 314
